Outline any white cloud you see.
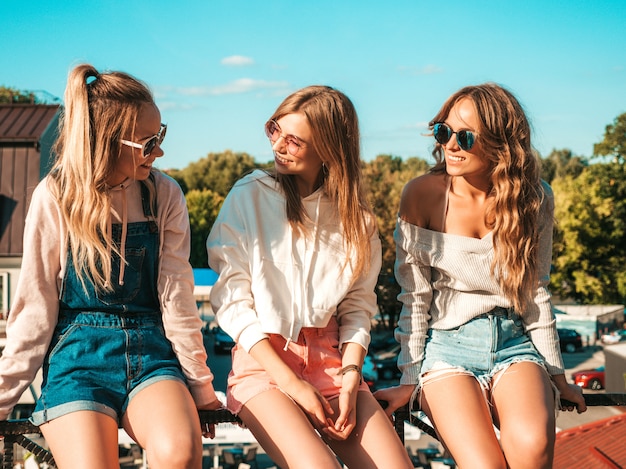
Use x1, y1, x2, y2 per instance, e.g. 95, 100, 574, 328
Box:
152, 85, 174, 100
221, 55, 255, 66
175, 86, 212, 96
176, 78, 290, 96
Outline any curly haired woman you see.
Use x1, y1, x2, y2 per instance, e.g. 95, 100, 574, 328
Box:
375, 83, 586, 469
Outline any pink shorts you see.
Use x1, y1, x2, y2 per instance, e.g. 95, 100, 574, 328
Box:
226, 317, 371, 414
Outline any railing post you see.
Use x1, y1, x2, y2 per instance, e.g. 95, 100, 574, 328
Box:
394, 404, 408, 443
2, 435, 16, 469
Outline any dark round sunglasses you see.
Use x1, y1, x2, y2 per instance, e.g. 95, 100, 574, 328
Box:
433, 123, 476, 151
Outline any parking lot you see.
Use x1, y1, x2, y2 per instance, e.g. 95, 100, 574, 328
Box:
555, 344, 624, 430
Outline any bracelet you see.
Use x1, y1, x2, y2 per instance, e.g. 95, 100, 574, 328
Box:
339, 364, 362, 384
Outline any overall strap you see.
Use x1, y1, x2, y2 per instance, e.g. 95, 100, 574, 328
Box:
140, 172, 158, 219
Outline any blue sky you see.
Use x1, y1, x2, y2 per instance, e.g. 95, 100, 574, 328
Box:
2, 0, 624, 170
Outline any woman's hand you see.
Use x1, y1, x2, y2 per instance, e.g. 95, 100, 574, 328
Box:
198, 397, 224, 439
247, 339, 335, 430
552, 374, 587, 413
324, 370, 361, 440
373, 384, 416, 419
282, 376, 335, 431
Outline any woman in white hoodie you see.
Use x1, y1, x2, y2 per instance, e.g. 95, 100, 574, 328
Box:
208, 86, 412, 468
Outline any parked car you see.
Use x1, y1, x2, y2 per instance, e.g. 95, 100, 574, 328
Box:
210, 325, 236, 354
557, 328, 583, 353
572, 366, 605, 390
370, 343, 401, 381
601, 330, 626, 345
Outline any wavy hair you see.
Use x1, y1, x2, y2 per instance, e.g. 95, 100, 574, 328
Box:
429, 83, 544, 314
267, 85, 375, 279
49, 63, 154, 292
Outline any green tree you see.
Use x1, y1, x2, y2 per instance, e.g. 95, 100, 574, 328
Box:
594, 113, 626, 163
186, 189, 224, 268
0, 86, 35, 104
177, 150, 263, 197
164, 168, 188, 193
551, 162, 626, 304
362, 155, 430, 329
541, 149, 587, 183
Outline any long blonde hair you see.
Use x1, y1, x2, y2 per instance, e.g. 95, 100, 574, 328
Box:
430, 83, 544, 314
268, 85, 375, 279
49, 63, 154, 292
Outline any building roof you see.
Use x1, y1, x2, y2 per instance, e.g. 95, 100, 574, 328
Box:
554, 412, 626, 468
0, 104, 60, 143
555, 304, 624, 319
1, 103, 60, 257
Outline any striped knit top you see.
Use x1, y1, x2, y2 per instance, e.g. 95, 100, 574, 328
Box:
394, 183, 564, 384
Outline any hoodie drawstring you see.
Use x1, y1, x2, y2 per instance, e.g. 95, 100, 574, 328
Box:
117, 184, 128, 286
284, 192, 322, 351
107, 179, 130, 287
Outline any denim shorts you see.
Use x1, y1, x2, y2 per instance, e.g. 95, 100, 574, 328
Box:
226, 316, 371, 414
419, 307, 546, 391
30, 312, 186, 425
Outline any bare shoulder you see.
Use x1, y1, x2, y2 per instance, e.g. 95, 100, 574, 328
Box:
399, 172, 448, 228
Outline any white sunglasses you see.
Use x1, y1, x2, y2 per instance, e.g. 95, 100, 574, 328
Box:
120, 124, 167, 157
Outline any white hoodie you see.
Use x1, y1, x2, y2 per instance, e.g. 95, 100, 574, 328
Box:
207, 170, 382, 353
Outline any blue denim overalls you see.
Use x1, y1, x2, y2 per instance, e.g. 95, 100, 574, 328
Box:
31, 177, 186, 425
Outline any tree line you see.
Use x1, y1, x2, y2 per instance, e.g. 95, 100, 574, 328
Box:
0, 86, 37, 104
166, 112, 626, 329
6, 84, 623, 325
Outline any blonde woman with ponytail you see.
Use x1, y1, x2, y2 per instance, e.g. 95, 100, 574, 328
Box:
375, 83, 587, 469
0, 64, 221, 469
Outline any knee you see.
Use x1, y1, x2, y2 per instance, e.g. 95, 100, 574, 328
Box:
146, 432, 203, 468
502, 430, 554, 467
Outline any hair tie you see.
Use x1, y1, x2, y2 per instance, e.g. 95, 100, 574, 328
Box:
86, 71, 99, 85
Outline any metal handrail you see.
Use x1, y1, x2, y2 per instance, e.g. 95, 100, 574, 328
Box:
1, 394, 624, 468
0, 409, 240, 469
400, 393, 626, 441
